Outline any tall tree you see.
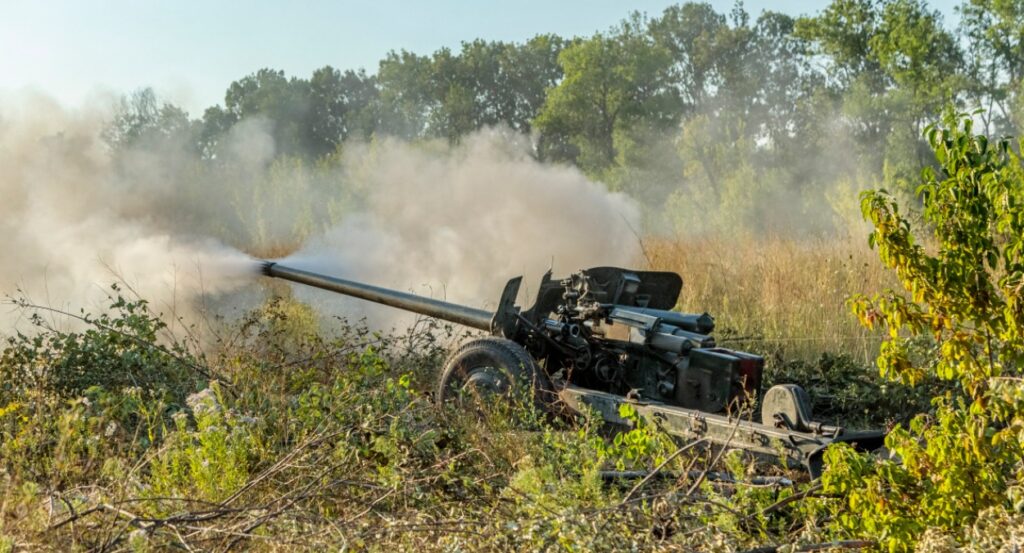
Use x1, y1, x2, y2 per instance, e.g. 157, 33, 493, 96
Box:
377, 51, 436, 139
442, 37, 565, 135
534, 22, 678, 174
648, 2, 727, 110
795, 0, 890, 147
871, 0, 962, 122
875, 0, 962, 174
427, 46, 479, 142
389, 37, 565, 143
218, 68, 316, 158
751, 11, 822, 153
797, 0, 962, 179
500, 35, 566, 133
959, 0, 1024, 133
103, 88, 194, 152
309, 66, 379, 153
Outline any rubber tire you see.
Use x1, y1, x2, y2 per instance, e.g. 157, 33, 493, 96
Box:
435, 337, 553, 412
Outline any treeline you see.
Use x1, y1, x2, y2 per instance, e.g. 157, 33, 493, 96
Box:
105, 0, 1024, 233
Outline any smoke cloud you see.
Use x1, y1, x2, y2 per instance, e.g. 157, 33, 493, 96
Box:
279, 129, 642, 327
0, 94, 255, 333
0, 94, 641, 334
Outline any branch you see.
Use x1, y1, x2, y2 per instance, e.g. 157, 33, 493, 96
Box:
739, 539, 875, 553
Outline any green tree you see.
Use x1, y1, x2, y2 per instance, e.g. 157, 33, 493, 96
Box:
751, 11, 822, 153
795, 0, 886, 90
648, 3, 790, 126
309, 66, 380, 153
377, 50, 436, 139
221, 69, 315, 158
426, 45, 479, 142
648, 2, 727, 110
959, 0, 1024, 134
872, 0, 963, 169
449, 36, 565, 136
500, 34, 565, 134
381, 37, 564, 144
661, 6, 822, 213
103, 88, 195, 153
797, 0, 962, 183
198, 104, 236, 160
796, 0, 891, 154
534, 22, 678, 174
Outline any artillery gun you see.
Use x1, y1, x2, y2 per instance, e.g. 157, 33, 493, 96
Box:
261, 262, 883, 476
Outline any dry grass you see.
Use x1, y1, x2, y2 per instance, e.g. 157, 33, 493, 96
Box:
644, 233, 895, 365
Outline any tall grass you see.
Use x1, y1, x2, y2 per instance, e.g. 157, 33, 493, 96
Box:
645, 233, 894, 365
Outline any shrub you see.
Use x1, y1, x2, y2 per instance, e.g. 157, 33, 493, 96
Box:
826, 112, 1024, 551
0, 286, 204, 403
0, 291, 200, 486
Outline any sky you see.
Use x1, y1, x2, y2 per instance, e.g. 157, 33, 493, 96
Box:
0, 0, 962, 116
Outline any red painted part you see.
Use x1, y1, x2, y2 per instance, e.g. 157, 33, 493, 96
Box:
736, 356, 765, 399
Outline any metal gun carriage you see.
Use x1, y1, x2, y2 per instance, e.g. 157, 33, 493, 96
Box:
261, 261, 884, 476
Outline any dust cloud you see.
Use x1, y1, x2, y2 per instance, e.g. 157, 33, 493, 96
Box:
0, 94, 641, 334
0, 94, 258, 333
277, 129, 642, 327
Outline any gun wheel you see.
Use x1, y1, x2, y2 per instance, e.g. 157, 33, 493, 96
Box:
435, 337, 553, 412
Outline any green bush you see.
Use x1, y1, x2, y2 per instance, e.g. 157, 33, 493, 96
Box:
0, 286, 203, 403
826, 112, 1024, 551
149, 384, 256, 503
0, 291, 198, 487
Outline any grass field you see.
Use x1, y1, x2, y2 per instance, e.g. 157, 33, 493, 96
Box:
646, 234, 891, 364
0, 233, 1007, 551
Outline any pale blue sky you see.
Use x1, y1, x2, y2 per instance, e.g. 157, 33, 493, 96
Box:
0, 0, 961, 115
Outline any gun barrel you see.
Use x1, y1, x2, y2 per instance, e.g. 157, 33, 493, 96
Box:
261, 262, 494, 331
